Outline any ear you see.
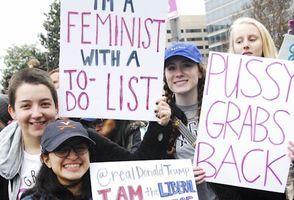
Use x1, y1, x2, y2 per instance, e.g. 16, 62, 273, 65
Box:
8, 105, 16, 120
41, 154, 52, 168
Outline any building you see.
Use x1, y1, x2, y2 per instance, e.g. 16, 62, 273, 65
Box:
205, 0, 251, 52
166, 15, 209, 63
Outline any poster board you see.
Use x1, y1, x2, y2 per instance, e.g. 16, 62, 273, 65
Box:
278, 34, 294, 60
194, 52, 294, 192
90, 159, 199, 200
58, 0, 168, 121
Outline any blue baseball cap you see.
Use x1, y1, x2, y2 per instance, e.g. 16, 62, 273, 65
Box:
41, 119, 95, 152
164, 42, 202, 64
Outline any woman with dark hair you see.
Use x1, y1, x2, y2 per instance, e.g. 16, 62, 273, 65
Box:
163, 42, 218, 200
21, 119, 95, 199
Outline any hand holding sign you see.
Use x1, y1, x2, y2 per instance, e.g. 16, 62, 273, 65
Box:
154, 96, 171, 126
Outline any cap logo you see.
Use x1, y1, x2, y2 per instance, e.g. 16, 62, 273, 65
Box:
57, 121, 76, 130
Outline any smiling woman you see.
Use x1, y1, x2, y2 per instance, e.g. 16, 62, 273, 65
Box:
21, 119, 95, 199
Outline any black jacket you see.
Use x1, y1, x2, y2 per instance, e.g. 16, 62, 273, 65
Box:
0, 122, 171, 200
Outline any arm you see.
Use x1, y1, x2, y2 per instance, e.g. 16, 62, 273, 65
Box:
89, 97, 172, 162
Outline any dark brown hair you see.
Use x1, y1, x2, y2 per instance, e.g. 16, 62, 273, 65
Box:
8, 68, 58, 109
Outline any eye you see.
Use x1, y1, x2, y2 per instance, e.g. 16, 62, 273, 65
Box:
165, 64, 176, 71
182, 61, 194, 68
54, 146, 70, 158
75, 144, 89, 154
249, 37, 257, 42
41, 101, 52, 108
235, 39, 242, 44
20, 104, 31, 109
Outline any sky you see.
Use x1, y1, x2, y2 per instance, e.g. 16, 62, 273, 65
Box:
0, 0, 205, 67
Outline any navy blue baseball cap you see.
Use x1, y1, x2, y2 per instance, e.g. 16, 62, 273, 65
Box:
41, 119, 95, 152
165, 42, 202, 64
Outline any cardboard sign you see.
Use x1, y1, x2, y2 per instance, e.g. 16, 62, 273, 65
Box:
90, 159, 199, 200
278, 34, 294, 61
194, 52, 294, 192
58, 0, 168, 121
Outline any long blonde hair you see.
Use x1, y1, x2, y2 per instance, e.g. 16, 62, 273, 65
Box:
228, 17, 278, 58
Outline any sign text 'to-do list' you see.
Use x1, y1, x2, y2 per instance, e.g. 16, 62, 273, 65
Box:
59, 0, 168, 120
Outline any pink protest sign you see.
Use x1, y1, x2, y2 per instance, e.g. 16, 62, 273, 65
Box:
194, 52, 294, 192
58, 0, 168, 121
168, 0, 178, 19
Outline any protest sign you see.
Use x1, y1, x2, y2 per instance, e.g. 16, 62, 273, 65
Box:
194, 52, 294, 192
278, 34, 294, 61
168, 0, 178, 19
58, 0, 168, 121
90, 159, 198, 200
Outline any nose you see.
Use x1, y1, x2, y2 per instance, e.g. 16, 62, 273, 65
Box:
243, 39, 249, 49
31, 105, 43, 118
174, 65, 184, 77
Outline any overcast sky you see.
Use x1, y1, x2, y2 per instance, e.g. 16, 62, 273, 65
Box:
0, 0, 205, 62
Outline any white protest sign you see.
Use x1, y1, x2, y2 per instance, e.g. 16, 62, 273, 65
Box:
278, 34, 294, 60
90, 159, 199, 200
194, 52, 294, 192
59, 0, 168, 121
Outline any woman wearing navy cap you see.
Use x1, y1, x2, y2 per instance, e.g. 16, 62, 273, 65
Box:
21, 119, 95, 199
163, 42, 218, 200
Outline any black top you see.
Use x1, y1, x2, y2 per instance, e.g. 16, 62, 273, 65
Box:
1, 122, 171, 200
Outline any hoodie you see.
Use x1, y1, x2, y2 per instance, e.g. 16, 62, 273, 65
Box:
0, 121, 23, 200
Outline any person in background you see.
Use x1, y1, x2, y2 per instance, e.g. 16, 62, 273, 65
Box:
27, 58, 41, 69
49, 68, 59, 89
80, 118, 146, 153
0, 94, 13, 131
21, 119, 95, 199
0, 68, 172, 200
163, 42, 218, 200
213, 16, 293, 200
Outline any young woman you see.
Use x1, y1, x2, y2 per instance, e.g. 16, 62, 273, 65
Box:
21, 119, 95, 199
215, 16, 294, 200
0, 68, 172, 200
163, 42, 218, 200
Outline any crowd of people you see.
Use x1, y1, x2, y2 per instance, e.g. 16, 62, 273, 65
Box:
0, 17, 294, 200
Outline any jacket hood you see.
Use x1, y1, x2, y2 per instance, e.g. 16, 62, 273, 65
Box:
0, 121, 23, 179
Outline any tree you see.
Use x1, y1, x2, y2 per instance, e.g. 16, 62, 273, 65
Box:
244, 0, 294, 49
40, 0, 60, 69
1, 45, 46, 93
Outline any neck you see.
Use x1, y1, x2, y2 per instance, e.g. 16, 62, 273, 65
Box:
174, 88, 198, 106
68, 183, 82, 196
22, 134, 41, 154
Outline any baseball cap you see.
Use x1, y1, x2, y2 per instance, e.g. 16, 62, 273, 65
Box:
164, 42, 202, 64
41, 119, 95, 152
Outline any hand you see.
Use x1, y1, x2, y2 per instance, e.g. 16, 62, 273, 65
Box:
154, 96, 171, 126
289, 141, 294, 161
193, 166, 206, 185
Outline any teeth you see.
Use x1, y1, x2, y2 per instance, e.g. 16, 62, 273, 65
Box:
32, 122, 44, 125
64, 164, 80, 168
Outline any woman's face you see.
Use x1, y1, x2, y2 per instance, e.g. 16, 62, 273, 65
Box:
231, 23, 263, 57
50, 72, 60, 89
8, 83, 58, 138
43, 140, 90, 186
165, 56, 201, 96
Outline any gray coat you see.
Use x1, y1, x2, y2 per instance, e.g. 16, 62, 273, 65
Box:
0, 121, 23, 200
